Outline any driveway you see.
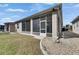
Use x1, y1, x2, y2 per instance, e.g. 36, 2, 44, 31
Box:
63, 31, 79, 38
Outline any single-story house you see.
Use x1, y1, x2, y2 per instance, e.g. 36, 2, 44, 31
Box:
4, 4, 63, 39
71, 16, 79, 34
0, 25, 4, 32
4, 22, 15, 32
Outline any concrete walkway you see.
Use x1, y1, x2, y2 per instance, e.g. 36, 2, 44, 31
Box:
41, 37, 79, 55
40, 31, 79, 55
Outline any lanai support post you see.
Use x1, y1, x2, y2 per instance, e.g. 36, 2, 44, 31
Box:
30, 19, 33, 35
52, 4, 63, 43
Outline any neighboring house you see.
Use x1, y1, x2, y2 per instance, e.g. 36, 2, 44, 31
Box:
63, 24, 72, 31
4, 4, 63, 39
0, 25, 4, 32
4, 22, 15, 32
65, 24, 72, 31
71, 16, 79, 34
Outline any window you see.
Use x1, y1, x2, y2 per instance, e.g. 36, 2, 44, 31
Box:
0, 25, 4, 31
17, 23, 19, 29
73, 24, 75, 30
74, 26, 75, 29
6, 24, 9, 31
77, 22, 78, 27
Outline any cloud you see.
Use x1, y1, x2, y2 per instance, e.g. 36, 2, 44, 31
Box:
0, 17, 13, 25
11, 15, 19, 18
30, 4, 46, 12
1, 18, 11, 20
0, 18, 14, 23
6, 8, 28, 13
30, 3, 54, 12
0, 4, 8, 7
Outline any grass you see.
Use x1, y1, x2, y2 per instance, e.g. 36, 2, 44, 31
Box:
0, 33, 42, 55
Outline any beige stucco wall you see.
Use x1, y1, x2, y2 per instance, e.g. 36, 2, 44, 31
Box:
9, 24, 15, 32
15, 22, 22, 33
72, 21, 79, 34
4, 24, 10, 32
4, 25, 7, 32
52, 13, 58, 39
52, 6, 62, 39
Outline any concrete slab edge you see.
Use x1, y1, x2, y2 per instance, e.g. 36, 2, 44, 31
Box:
40, 38, 48, 55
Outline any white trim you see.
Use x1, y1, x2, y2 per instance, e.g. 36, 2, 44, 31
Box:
40, 16, 47, 37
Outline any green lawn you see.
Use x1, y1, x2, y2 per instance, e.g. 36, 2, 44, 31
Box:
0, 33, 42, 55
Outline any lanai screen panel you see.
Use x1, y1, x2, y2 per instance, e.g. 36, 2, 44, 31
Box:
47, 14, 52, 37
33, 18, 40, 35
0, 25, 4, 31
25, 20, 30, 31
22, 21, 26, 31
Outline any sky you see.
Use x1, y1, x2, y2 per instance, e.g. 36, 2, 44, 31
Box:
0, 3, 79, 26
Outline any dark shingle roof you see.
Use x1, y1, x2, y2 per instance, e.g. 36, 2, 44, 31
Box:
71, 16, 79, 24
4, 22, 15, 24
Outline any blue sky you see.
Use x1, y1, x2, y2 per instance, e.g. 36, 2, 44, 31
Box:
0, 3, 79, 26
63, 3, 79, 26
